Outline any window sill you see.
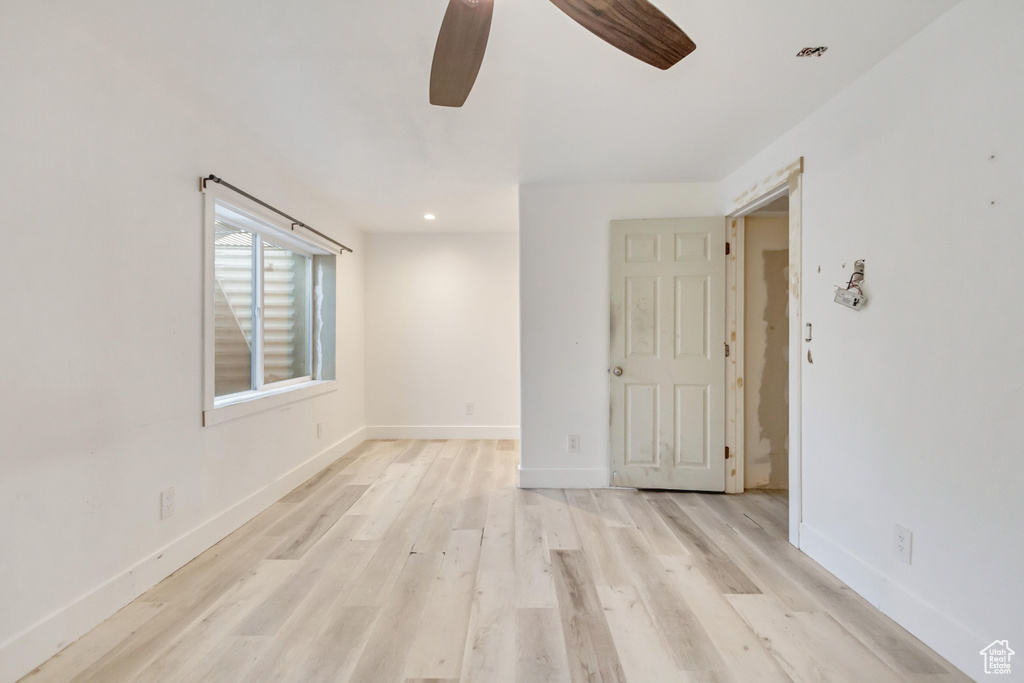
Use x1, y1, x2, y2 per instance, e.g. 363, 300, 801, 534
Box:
203, 380, 337, 426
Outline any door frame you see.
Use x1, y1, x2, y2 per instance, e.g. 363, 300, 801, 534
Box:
724, 157, 803, 547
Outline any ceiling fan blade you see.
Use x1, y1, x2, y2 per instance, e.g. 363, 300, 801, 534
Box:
548, 0, 696, 70
430, 0, 495, 107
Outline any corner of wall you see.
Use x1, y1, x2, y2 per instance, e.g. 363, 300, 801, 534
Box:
0, 428, 367, 683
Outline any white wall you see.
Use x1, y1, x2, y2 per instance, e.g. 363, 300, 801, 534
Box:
518, 184, 719, 487
0, 5, 365, 680
720, 0, 1023, 675
364, 233, 520, 438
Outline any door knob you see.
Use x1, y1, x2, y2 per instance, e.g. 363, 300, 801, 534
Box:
611, 366, 623, 376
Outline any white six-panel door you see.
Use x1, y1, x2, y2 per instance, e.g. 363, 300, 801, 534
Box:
609, 218, 726, 491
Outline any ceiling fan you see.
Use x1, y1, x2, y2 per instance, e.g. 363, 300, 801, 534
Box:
430, 0, 696, 107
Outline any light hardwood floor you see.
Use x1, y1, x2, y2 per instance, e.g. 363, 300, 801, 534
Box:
23, 439, 967, 682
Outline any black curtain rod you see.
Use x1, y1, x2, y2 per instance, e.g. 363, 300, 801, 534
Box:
202, 175, 353, 254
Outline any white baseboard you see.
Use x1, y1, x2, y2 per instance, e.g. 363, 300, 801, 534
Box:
799, 522, 980, 680
365, 425, 519, 440
0, 427, 367, 683
518, 467, 610, 489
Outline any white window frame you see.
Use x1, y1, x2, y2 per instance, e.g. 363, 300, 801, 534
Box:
202, 181, 337, 426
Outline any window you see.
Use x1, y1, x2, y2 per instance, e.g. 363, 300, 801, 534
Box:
202, 182, 337, 425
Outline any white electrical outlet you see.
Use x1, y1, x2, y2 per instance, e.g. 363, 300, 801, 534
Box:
568, 434, 581, 453
893, 525, 912, 564
161, 487, 175, 519
317, 423, 323, 439
465, 402, 474, 416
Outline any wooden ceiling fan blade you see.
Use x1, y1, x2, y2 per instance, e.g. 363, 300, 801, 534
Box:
548, 0, 696, 70
430, 0, 495, 107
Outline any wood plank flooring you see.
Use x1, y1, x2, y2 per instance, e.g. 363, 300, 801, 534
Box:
22, 439, 968, 682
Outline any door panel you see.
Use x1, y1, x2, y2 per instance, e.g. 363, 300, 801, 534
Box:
674, 384, 709, 466
675, 276, 709, 358
610, 217, 726, 491
625, 384, 659, 465
675, 232, 709, 261
626, 233, 660, 262
626, 277, 659, 357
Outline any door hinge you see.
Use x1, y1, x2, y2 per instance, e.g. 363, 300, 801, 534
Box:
725, 342, 730, 357
725, 446, 731, 459
726, 242, 731, 255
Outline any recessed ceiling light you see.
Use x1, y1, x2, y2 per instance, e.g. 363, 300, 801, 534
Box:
424, 213, 436, 220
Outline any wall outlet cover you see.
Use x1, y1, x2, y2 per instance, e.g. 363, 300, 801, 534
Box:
465, 402, 474, 416
893, 525, 912, 564
568, 434, 581, 453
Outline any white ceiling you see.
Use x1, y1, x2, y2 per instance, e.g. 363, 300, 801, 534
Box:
66, 0, 958, 232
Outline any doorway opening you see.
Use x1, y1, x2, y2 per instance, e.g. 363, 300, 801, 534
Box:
604, 159, 803, 545
725, 158, 803, 546
743, 197, 790, 492
735, 197, 791, 532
